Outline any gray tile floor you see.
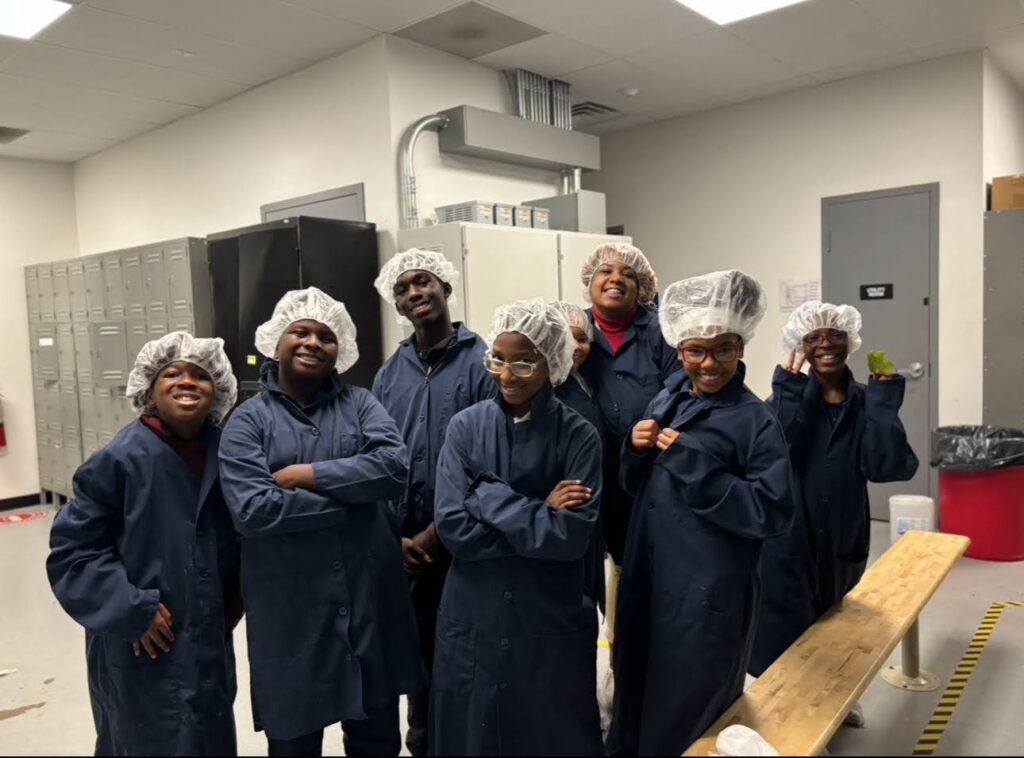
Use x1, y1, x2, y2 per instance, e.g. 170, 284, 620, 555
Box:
1, 509, 1020, 756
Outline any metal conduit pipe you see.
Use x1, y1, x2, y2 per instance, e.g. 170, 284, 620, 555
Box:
399, 114, 450, 229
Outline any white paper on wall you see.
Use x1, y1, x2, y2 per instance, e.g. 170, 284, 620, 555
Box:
779, 279, 820, 312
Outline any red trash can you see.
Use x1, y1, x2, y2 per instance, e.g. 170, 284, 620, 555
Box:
939, 467, 1024, 561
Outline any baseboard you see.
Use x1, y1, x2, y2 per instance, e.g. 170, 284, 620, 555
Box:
0, 494, 44, 513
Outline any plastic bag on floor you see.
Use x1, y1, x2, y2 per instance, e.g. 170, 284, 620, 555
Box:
713, 725, 780, 756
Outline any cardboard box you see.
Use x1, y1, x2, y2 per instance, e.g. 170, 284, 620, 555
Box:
991, 175, 1024, 211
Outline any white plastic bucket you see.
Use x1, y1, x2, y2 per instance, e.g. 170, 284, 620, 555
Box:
889, 494, 936, 544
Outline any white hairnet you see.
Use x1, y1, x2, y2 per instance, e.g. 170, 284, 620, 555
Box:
782, 300, 863, 354
126, 331, 238, 423
254, 286, 359, 374
373, 248, 460, 325
550, 300, 594, 342
486, 298, 576, 386
659, 269, 767, 347
580, 243, 658, 305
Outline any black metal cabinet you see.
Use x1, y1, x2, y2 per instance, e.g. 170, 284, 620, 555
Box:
208, 216, 381, 396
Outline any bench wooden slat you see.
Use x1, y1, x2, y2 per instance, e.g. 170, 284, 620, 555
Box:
683, 530, 970, 757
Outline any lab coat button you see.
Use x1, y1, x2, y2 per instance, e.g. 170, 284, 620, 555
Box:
503, 591, 513, 600
499, 637, 510, 648
333, 561, 343, 570
499, 682, 508, 690
311, 427, 320, 436
338, 606, 349, 617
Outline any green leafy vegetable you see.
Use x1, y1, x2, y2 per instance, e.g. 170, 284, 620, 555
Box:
867, 350, 895, 375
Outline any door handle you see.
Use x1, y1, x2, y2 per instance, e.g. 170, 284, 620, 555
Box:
897, 362, 925, 380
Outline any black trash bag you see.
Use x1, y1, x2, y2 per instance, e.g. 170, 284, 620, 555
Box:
931, 425, 1024, 471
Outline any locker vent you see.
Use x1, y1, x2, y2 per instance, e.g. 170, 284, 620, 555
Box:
571, 101, 622, 129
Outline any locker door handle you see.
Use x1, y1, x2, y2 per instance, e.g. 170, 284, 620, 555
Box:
897, 362, 925, 380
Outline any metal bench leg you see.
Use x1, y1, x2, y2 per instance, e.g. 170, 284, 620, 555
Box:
881, 618, 940, 691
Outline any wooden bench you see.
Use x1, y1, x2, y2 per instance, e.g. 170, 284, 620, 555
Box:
683, 530, 971, 757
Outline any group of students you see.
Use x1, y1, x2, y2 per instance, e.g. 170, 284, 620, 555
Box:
46, 241, 918, 757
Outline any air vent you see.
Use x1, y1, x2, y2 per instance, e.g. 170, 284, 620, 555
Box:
571, 101, 623, 128
0, 127, 30, 144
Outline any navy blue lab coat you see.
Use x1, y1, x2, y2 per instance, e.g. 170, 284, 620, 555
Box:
555, 370, 606, 610
48, 420, 239, 756
430, 386, 604, 756
371, 323, 495, 536
580, 306, 681, 562
749, 367, 919, 675
607, 365, 794, 756
218, 361, 426, 740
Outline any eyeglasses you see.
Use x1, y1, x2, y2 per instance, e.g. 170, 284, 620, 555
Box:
802, 330, 849, 347
483, 352, 543, 378
680, 344, 740, 364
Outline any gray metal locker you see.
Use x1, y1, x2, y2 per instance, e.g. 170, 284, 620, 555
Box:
103, 253, 125, 318
116, 397, 136, 430
60, 382, 81, 441
33, 378, 47, 437
38, 434, 53, 490
94, 385, 118, 447
92, 321, 129, 386
73, 322, 94, 384
64, 437, 83, 490
53, 262, 72, 321
69, 260, 88, 321
25, 266, 40, 322
126, 319, 148, 365
122, 249, 146, 319
169, 316, 194, 334
46, 381, 63, 440
143, 246, 169, 319
166, 242, 192, 322
85, 256, 106, 321
148, 318, 169, 341
35, 323, 59, 381
79, 384, 98, 456
57, 322, 77, 382
38, 264, 55, 322
50, 436, 68, 495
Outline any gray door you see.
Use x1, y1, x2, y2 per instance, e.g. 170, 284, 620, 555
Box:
822, 184, 937, 519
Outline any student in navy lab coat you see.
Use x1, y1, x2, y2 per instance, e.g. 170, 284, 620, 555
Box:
371, 249, 495, 756
551, 300, 605, 610
750, 302, 918, 697
47, 332, 241, 756
606, 270, 795, 756
576, 244, 681, 654
430, 298, 604, 756
217, 287, 425, 757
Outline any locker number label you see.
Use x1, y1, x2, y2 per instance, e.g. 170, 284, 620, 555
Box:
38, 337, 54, 347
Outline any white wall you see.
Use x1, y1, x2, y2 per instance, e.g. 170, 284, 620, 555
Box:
0, 158, 79, 499
983, 52, 1024, 181
586, 52, 985, 424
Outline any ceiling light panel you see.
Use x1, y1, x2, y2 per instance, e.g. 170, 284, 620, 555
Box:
0, 0, 71, 40
675, 0, 811, 25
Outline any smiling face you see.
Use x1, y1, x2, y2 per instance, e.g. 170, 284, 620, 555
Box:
678, 334, 744, 395
569, 325, 592, 371
590, 260, 640, 317
490, 332, 550, 414
393, 269, 452, 327
803, 328, 850, 377
275, 319, 338, 384
147, 361, 215, 436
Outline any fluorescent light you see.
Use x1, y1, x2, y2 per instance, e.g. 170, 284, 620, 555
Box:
0, 0, 72, 40
676, 0, 811, 25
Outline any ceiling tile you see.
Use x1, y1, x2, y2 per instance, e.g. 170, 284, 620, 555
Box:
2, 43, 250, 107
811, 50, 921, 84
0, 73, 200, 124
83, 0, 378, 61
474, 33, 614, 77
0, 36, 25, 66
853, 0, 1024, 51
0, 129, 118, 162
279, 0, 465, 33
730, 0, 911, 75
562, 58, 726, 115
0, 99, 156, 140
483, 0, 717, 57
626, 29, 805, 98
37, 5, 309, 85
393, 2, 545, 59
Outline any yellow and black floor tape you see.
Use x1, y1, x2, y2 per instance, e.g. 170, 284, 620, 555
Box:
912, 600, 1024, 756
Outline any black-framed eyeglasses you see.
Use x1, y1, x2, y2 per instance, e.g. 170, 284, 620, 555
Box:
802, 330, 849, 347
483, 351, 543, 378
680, 344, 741, 364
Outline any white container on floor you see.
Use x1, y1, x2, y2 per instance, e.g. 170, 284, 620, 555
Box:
889, 494, 936, 544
